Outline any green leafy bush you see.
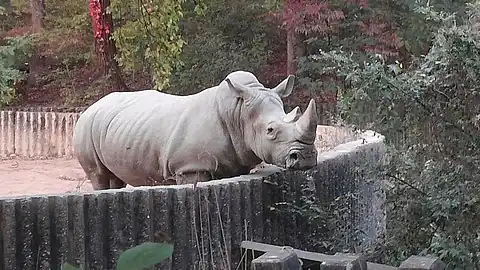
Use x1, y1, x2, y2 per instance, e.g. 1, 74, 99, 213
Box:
63, 241, 174, 270
6, 0, 89, 32
109, 0, 200, 90
44, 0, 90, 33
0, 35, 33, 106
298, 2, 480, 269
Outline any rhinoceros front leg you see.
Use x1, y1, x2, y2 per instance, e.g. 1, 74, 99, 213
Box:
175, 171, 213, 186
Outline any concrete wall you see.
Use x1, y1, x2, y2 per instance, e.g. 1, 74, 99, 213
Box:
258, 129, 386, 252
0, 110, 80, 159
0, 117, 386, 270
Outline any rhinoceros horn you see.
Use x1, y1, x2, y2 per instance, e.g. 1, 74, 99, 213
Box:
283, 106, 302, 123
296, 99, 318, 143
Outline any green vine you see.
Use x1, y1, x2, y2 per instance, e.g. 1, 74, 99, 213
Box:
109, 0, 206, 90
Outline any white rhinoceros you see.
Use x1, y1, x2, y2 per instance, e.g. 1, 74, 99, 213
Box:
72, 71, 318, 189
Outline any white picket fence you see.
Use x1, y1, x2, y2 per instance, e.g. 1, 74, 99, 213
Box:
0, 110, 80, 159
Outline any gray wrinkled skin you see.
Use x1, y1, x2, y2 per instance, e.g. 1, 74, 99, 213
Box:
72, 71, 319, 189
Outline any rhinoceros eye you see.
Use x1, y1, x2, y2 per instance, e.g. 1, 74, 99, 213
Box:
266, 126, 277, 140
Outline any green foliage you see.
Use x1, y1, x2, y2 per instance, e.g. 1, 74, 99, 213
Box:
110, 0, 197, 90
267, 171, 369, 254
10, 0, 28, 14
302, 2, 480, 268
62, 241, 174, 270
116, 242, 174, 270
164, 0, 276, 94
0, 35, 33, 106
360, 0, 469, 56
296, 0, 471, 99
44, 0, 90, 32
1, 0, 91, 50
0, 34, 32, 67
0, 0, 26, 31
4, 0, 89, 32
62, 263, 81, 270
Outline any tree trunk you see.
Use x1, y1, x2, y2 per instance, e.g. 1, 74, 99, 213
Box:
27, 0, 44, 87
30, 0, 44, 32
295, 33, 306, 62
287, 27, 296, 75
100, 0, 127, 93
90, 0, 128, 94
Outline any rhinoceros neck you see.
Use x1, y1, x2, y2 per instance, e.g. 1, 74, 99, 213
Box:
214, 87, 262, 170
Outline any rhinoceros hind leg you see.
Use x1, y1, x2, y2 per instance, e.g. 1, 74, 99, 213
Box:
110, 177, 127, 189
77, 154, 125, 190
88, 172, 110, 190
88, 170, 125, 190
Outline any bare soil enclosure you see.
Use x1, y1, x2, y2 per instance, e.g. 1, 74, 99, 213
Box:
0, 158, 93, 197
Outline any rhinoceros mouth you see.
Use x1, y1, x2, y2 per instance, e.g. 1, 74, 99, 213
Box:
283, 147, 317, 170
285, 150, 302, 169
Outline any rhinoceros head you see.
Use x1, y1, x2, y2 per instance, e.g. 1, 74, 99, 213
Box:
223, 71, 318, 170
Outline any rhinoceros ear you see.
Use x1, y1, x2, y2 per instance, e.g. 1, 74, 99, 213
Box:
225, 77, 253, 99
272, 75, 295, 98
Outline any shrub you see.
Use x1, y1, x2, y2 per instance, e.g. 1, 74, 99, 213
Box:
0, 35, 33, 106
44, 0, 90, 33
299, 2, 480, 268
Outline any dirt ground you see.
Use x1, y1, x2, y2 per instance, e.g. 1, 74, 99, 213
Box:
0, 158, 94, 198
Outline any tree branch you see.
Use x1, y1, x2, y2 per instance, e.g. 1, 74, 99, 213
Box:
385, 172, 428, 196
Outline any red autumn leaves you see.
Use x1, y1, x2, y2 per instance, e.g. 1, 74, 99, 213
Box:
281, 0, 401, 56
89, 0, 110, 54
